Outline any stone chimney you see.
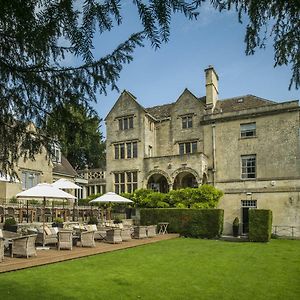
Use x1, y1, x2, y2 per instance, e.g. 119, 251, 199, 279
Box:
205, 65, 219, 111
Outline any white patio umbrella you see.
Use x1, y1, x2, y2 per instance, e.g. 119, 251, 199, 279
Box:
89, 192, 133, 222
52, 178, 82, 190
16, 183, 76, 247
52, 178, 82, 221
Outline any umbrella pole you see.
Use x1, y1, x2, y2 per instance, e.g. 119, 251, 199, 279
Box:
27, 200, 29, 223
43, 197, 46, 247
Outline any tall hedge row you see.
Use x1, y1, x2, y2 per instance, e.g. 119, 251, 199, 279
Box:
140, 208, 224, 239
249, 209, 272, 242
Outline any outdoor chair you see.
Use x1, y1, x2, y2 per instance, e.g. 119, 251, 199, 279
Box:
105, 228, 122, 244
57, 230, 73, 250
120, 228, 132, 241
10, 234, 37, 258
133, 226, 147, 239
146, 225, 157, 238
94, 226, 108, 240
34, 226, 58, 245
81, 231, 95, 247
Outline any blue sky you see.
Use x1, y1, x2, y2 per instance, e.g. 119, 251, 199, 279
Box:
89, 2, 299, 134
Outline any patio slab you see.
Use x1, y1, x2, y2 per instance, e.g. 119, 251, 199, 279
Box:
0, 233, 179, 273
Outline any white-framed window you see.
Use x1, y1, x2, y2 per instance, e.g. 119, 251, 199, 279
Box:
182, 115, 193, 129
114, 141, 137, 159
52, 142, 62, 163
114, 171, 138, 194
241, 155, 256, 179
240, 123, 256, 138
179, 141, 197, 155
241, 200, 257, 208
118, 116, 134, 130
21, 171, 40, 190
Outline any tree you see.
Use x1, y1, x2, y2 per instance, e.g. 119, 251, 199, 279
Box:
46, 103, 105, 169
1, 0, 298, 177
212, 0, 300, 89
0, 0, 202, 177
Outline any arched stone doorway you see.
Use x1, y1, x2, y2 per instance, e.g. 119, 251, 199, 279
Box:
147, 173, 169, 193
173, 171, 198, 189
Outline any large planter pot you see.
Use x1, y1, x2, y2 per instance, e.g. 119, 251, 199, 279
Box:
52, 223, 64, 228
232, 225, 239, 237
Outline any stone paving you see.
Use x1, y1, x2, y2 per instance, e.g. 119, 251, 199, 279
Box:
0, 233, 179, 273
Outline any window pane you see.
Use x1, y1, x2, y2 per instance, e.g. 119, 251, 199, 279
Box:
114, 144, 119, 159
114, 173, 119, 183
129, 117, 133, 129
179, 143, 184, 155
127, 172, 132, 183
120, 143, 125, 159
127, 184, 132, 193
133, 183, 138, 191
186, 143, 191, 153
132, 171, 137, 182
133, 142, 138, 158
120, 173, 125, 183
126, 143, 132, 159
182, 117, 187, 129
241, 123, 256, 137
188, 116, 193, 128
120, 184, 125, 193
118, 119, 123, 130
192, 142, 197, 153
124, 118, 128, 130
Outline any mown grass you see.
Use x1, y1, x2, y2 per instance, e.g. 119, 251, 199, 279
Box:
0, 238, 299, 300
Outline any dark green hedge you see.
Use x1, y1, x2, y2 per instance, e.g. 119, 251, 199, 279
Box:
140, 208, 224, 239
249, 209, 272, 242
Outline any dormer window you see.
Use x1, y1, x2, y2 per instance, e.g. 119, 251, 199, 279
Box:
118, 116, 134, 130
52, 142, 62, 163
182, 115, 193, 129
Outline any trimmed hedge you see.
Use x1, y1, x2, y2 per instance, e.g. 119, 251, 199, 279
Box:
249, 209, 272, 242
140, 208, 224, 239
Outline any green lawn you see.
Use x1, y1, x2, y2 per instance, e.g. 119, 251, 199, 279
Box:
1, 238, 299, 300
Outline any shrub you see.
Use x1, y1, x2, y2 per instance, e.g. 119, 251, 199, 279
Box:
140, 208, 224, 239
53, 217, 63, 224
249, 209, 272, 242
124, 186, 223, 209
4, 217, 17, 226
88, 216, 98, 225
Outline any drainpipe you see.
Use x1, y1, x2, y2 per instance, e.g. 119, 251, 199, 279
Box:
212, 123, 216, 186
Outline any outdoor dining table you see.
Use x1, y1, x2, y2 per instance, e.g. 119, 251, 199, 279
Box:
158, 222, 169, 234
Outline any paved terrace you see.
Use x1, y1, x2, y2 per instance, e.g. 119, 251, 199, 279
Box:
0, 234, 179, 273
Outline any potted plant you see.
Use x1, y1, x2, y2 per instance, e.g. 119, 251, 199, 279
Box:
113, 216, 122, 225
52, 217, 64, 228
88, 216, 98, 225
4, 217, 18, 232
232, 217, 240, 237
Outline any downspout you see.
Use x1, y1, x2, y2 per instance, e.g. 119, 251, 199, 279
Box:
212, 123, 216, 186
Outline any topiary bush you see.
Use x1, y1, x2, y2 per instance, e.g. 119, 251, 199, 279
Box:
140, 208, 224, 239
249, 209, 272, 242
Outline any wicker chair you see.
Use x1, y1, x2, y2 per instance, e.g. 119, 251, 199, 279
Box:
105, 228, 122, 244
57, 230, 73, 250
81, 231, 95, 247
0, 206, 5, 223
147, 225, 157, 238
133, 226, 147, 239
11, 234, 37, 258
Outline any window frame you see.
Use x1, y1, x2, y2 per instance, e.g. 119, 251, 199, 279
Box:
179, 141, 197, 155
240, 122, 256, 138
241, 154, 256, 179
114, 171, 138, 194
181, 115, 193, 129
114, 141, 138, 159
118, 116, 134, 131
21, 171, 41, 190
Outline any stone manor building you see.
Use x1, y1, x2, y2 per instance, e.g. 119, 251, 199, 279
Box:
104, 66, 300, 235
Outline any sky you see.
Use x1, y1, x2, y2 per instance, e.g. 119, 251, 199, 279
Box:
88, 2, 299, 135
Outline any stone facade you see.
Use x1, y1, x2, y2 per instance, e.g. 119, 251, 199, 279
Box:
105, 66, 300, 236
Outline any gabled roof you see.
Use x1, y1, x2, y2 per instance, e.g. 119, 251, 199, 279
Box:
215, 95, 276, 113
53, 156, 77, 177
145, 103, 174, 119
